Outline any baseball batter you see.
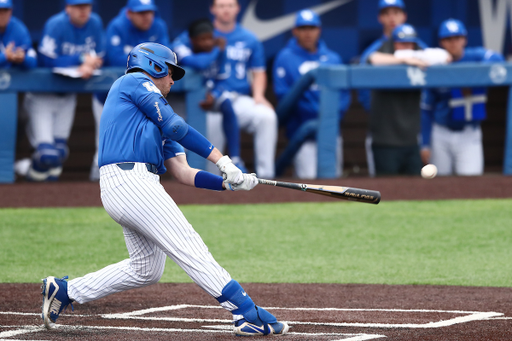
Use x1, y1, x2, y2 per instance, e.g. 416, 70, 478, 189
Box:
24, 0, 104, 182
41, 43, 288, 337
90, 0, 170, 181
421, 19, 504, 176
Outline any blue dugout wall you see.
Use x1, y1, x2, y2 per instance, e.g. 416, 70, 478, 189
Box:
1, 63, 511, 183
8, 0, 511, 63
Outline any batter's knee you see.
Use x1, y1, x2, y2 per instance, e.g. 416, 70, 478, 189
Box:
131, 253, 166, 285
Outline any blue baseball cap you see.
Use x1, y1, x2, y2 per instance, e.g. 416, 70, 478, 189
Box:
66, 0, 93, 5
0, 0, 12, 9
127, 0, 157, 12
392, 24, 418, 43
438, 19, 467, 39
379, 0, 405, 11
295, 9, 321, 28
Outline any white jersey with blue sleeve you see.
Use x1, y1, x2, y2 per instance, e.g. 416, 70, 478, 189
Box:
105, 8, 170, 67
0, 16, 37, 69
421, 47, 504, 147
38, 11, 105, 67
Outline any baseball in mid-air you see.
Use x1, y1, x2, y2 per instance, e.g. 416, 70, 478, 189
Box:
421, 164, 438, 179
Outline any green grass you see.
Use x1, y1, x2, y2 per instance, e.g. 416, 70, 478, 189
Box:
1, 200, 511, 287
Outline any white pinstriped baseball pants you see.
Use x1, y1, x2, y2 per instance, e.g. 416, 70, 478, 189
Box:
68, 163, 232, 304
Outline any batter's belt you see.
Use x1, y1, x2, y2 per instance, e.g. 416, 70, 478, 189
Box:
116, 162, 158, 174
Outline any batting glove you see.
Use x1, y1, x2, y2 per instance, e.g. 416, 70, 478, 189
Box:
226, 173, 258, 191
216, 155, 244, 184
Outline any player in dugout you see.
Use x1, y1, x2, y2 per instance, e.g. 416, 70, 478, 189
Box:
201, 0, 277, 179
90, 0, 170, 181
420, 19, 504, 176
23, 0, 104, 182
273, 9, 350, 179
358, 0, 427, 176
40, 42, 289, 337
0, 0, 37, 70
172, 18, 247, 172
365, 24, 429, 176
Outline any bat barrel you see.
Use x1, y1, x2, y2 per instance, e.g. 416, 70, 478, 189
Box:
339, 188, 381, 204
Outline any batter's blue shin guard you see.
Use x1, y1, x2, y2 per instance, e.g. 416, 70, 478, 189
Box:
217, 280, 289, 336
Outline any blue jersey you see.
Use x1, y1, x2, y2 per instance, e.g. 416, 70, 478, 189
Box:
38, 11, 105, 67
273, 38, 351, 138
420, 47, 504, 147
105, 8, 170, 67
358, 34, 428, 110
0, 16, 37, 69
173, 25, 265, 95
99, 73, 183, 173
172, 30, 229, 99
214, 25, 266, 95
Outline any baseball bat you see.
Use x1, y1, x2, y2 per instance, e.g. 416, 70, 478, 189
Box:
257, 178, 381, 204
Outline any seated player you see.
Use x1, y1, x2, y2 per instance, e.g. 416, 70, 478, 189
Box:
273, 10, 350, 179
173, 18, 246, 172
0, 0, 37, 70
421, 19, 504, 176
24, 0, 104, 182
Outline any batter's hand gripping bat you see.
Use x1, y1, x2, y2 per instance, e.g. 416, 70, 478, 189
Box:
257, 178, 381, 204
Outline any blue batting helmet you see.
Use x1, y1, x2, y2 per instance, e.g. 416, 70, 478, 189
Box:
438, 19, 467, 39
126, 43, 185, 81
392, 24, 418, 43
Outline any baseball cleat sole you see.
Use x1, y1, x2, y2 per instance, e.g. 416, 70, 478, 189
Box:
41, 276, 58, 330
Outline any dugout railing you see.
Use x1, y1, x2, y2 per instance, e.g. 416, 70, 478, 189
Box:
0, 67, 207, 183
1, 64, 512, 183
304, 63, 512, 178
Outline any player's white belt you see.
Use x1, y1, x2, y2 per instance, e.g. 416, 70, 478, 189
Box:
116, 162, 158, 174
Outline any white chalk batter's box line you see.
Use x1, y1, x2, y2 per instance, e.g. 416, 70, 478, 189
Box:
0, 306, 507, 341
100, 304, 505, 329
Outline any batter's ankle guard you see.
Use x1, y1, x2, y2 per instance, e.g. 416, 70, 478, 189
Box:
217, 280, 278, 328
216, 280, 255, 316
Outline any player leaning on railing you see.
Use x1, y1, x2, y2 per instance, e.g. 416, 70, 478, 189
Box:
40, 43, 289, 337
420, 19, 504, 176
23, 0, 104, 182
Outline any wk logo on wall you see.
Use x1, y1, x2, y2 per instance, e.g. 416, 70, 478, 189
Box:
241, 0, 353, 42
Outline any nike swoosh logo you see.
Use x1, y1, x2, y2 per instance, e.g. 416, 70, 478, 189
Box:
241, 0, 353, 42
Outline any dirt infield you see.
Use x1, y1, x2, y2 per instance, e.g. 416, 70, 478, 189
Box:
1, 175, 512, 207
0, 283, 511, 340
1, 176, 511, 340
